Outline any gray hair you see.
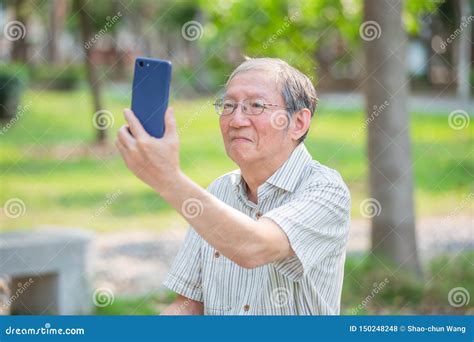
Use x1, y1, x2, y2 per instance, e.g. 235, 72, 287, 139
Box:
226, 57, 318, 143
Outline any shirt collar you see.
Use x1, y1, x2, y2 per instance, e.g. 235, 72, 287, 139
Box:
230, 143, 312, 195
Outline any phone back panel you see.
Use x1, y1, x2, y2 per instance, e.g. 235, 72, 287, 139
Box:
131, 57, 172, 138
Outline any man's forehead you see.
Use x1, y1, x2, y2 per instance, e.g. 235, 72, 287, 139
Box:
225, 70, 279, 98
224, 86, 270, 99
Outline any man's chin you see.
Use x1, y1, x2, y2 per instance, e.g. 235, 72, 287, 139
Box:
229, 147, 255, 164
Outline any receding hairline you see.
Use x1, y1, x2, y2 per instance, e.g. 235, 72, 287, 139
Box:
225, 58, 292, 92
224, 68, 283, 101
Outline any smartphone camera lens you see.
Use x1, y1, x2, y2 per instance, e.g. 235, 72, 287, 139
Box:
138, 60, 144, 67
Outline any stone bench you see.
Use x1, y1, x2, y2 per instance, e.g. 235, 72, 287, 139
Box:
0, 227, 93, 315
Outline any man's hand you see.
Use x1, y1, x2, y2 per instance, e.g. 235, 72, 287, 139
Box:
115, 107, 181, 192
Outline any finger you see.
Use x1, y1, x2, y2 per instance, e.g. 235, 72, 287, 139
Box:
117, 124, 136, 148
115, 137, 127, 156
163, 107, 177, 138
123, 108, 149, 139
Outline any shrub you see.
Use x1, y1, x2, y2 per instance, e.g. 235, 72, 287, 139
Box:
0, 63, 29, 121
31, 64, 84, 91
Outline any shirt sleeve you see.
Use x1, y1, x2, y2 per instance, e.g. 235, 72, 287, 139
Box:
163, 226, 203, 302
262, 181, 351, 282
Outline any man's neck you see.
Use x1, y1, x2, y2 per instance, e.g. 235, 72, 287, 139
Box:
240, 143, 298, 204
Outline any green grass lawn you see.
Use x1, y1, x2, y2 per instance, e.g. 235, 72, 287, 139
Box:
1, 88, 472, 232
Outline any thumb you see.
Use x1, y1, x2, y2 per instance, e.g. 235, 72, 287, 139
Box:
163, 107, 177, 138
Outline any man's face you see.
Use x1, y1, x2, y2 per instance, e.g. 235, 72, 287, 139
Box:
219, 70, 293, 166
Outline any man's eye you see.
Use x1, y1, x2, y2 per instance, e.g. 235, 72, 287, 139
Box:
251, 101, 265, 108
223, 102, 234, 109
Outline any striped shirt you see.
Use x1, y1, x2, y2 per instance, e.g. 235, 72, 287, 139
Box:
164, 143, 351, 315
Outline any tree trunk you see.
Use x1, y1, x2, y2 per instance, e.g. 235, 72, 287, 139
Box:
73, 0, 107, 144
456, 0, 471, 101
11, 0, 29, 62
47, 0, 68, 64
364, 0, 422, 276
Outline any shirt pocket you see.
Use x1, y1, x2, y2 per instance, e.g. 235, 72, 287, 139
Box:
204, 305, 232, 315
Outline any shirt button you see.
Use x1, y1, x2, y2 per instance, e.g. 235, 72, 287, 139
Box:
243, 304, 250, 311
255, 211, 262, 219
214, 251, 220, 258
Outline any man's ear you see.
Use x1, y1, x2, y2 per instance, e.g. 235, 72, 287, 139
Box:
290, 108, 312, 141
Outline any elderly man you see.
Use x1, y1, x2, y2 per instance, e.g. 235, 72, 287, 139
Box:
115, 58, 351, 315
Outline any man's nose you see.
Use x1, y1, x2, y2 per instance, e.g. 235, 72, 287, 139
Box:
229, 104, 250, 128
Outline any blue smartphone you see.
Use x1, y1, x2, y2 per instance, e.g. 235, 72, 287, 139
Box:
131, 57, 172, 138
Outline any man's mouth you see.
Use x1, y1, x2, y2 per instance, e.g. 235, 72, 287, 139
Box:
231, 136, 252, 142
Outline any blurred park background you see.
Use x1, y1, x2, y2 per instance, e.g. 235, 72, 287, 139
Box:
0, 0, 472, 315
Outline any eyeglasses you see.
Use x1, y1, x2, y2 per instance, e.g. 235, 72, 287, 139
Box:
213, 98, 289, 116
